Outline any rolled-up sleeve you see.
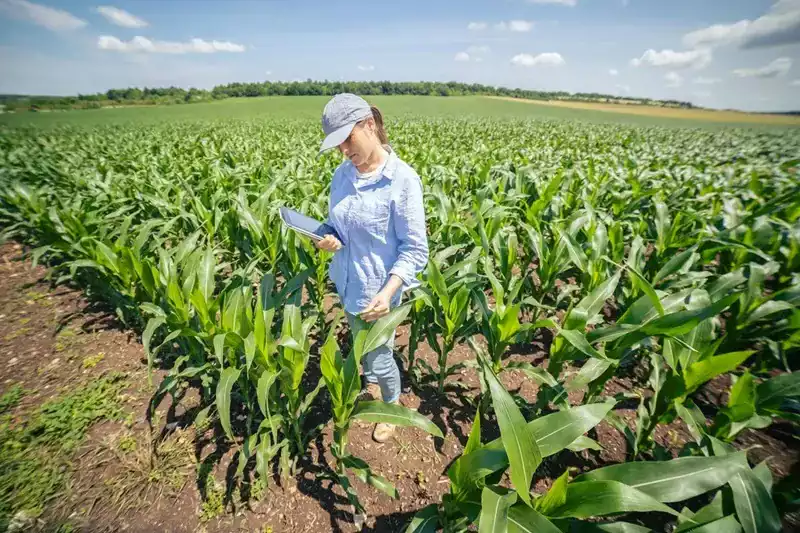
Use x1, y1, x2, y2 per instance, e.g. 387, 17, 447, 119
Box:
389, 172, 428, 289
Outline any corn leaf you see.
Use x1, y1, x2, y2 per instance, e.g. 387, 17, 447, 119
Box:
351, 401, 443, 438
575, 452, 748, 503
216, 366, 241, 442
479, 486, 517, 533
485, 363, 541, 505
728, 466, 781, 533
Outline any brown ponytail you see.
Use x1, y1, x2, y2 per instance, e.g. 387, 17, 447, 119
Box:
370, 105, 389, 145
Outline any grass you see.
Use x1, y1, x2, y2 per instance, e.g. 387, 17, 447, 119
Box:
78, 427, 195, 523
0, 372, 127, 530
0, 384, 24, 413
1, 95, 796, 131
198, 473, 225, 522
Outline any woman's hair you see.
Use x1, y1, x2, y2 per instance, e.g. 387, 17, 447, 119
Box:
370, 105, 389, 145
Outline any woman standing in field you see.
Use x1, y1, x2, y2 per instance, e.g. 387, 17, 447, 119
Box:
316, 93, 429, 442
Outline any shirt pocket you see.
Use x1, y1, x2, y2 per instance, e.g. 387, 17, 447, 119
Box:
354, 188, 391, 240
362, 201, 390, 238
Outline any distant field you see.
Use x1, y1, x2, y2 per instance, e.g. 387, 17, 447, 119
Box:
1, 95, 798, 130
487, 96, 800, 126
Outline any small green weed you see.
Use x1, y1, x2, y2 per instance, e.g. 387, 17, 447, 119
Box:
25, 290, 47, 301
117, 434, 137, 453
82, 353, 105, 369
199, 473, 225, 522
250, 476, 266, 502
3, 327, 31, 341
0, 372, 127, 530
0, 384, 24, 413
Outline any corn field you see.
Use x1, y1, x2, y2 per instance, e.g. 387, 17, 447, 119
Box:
1, 117, 799, 532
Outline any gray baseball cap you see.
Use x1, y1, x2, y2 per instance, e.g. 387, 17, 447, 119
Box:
319, 93, 373, 153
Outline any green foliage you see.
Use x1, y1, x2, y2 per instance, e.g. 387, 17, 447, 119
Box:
1, 108, 798, 529
0, 373, 127, 530
0, 384, 24, 413
0, 80, 695, 113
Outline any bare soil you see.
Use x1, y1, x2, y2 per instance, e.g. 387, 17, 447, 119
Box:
1, 241, 797, 532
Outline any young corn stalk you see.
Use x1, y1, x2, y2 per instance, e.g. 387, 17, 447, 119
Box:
319, 306, 443, 525
471, 257, 554, 376
709, 371, 800, 442
417, 257, 480, 394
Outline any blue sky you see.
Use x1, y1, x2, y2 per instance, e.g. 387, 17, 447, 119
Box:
1, 0, 799, 111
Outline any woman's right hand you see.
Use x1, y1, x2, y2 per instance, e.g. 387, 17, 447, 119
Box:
316, 234, 343, 252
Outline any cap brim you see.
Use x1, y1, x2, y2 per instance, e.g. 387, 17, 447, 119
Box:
319, 122, 356, 154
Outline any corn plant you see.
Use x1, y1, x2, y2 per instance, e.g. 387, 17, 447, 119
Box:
416, 257, 481, 393
408, 354, 770, 533
709, 371, 800, 442
471, 257, 554, 375
319, 305, 443, 521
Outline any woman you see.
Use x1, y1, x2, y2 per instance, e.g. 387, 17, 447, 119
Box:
316, 93, 428, 442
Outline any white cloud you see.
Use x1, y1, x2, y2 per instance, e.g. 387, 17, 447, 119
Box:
495, 20, 533, 32
683, 0, 800, 50
693, 90, 712, 99
609, 68, 619, 76
0, 0, 86, 31
455, 46, 489, 63
791, 79, 800, 86
665, 71, 683, 88
630, 48, 711, 69
467, 21, 487, 30
615, 84, 631, 93
96, 6, 147, 28
692, 76, 721, 85
265, 70, 272, 76
511, 52, 565, 67
527, 0, 577, 6
97, 35, 246, 54
357, 64, 375, 71
732, 57, 792, 78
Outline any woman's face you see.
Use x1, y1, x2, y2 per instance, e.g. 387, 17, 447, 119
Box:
338, 118, 380, 167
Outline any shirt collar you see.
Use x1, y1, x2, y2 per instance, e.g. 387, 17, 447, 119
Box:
382, 145, 398, 181
348, 144, 398, 186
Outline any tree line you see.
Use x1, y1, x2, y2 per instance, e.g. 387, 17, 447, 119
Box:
0, 80, 694, 112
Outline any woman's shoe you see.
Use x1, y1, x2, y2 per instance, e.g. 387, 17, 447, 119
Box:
372, 399, 398, 442
362, 383, 381, 401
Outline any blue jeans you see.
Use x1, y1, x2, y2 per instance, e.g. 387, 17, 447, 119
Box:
345, 311, 401, 403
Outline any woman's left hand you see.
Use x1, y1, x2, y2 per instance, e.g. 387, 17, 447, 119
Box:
360, 290, 392, 323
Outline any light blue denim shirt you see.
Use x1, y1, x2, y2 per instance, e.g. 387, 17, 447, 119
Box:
327, 147, 429, 314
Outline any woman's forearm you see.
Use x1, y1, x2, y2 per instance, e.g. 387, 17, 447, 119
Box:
381, 274, 404, 297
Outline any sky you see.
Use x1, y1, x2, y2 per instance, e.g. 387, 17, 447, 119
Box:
0, 0, 799, 111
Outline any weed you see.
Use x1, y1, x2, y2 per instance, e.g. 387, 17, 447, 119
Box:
0, 384, 24, 414
54, 328, 79, 353
199, 473, 225, 522
82, 353, 105, 369
0, 372, 127, 530
25, 290, 46, 301
117, 434, 137, 453
3, 327, 30, 341
72, 427, 194, 524
250, 476, 266, 502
